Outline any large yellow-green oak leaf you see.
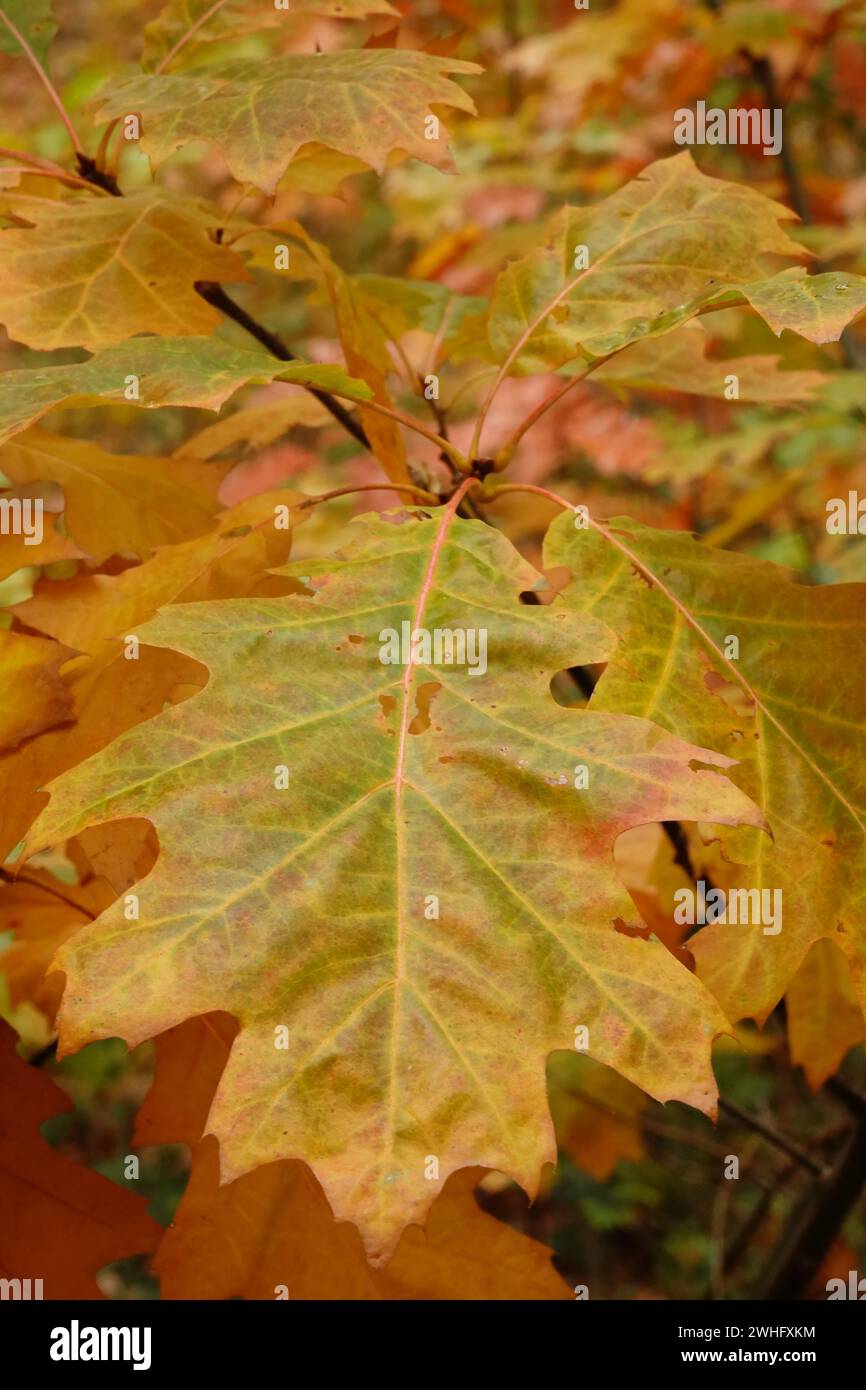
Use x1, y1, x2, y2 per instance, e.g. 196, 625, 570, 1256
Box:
547, 513, 866, 1026
92, 51, 480, 193
27, 508, 760, 1261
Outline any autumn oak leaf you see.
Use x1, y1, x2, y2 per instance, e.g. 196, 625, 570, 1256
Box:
136, 1015, 570, 1299
0, 1022, 159, 1298
91, 51, 481, 194
0, 190, 250, 351
27, 509, 762, 1262
486, 152, 807, 370
0, 336, 371, 446
547, 514, 866, 1025
0, 426, 231, 563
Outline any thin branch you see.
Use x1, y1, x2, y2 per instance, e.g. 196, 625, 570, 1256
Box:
567, 1082, 731, 1161
64, 131, 434, 465
824, 1075, 866, 1120
195, 280, 371, 449
710, 1134, 762, 1298
706, 0, 866, 367
757, 1107, 866, 1298
43, 141, 384, 459
201, 284, 468, 471
743, 50, 811, 224
0, 866, 98, 920
205, 283, 458, 468
307, 381, 469, 473
779, 2, 850, 105
747, 45, 864, 367
0, 5, 83, 154
297, 483, 439, 511
42, 136, 410, 467
0, 144, 99, 191
722, 1159, 797, 1280
495, 353, 614, 464
719, 1097, 824, 1178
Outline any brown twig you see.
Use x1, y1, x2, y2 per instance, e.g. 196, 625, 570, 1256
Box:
194, 280, 372, 448
0, 866, 98, 919
719, 1097, 825, 1178
0, 144, 99, 192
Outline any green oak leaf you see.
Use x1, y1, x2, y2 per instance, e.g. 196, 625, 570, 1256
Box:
0, 336, 371, 446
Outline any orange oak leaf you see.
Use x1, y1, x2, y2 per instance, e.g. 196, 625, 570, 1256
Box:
0, 866, 111, 1020
0, 1022, 159, 1298
0, 428, 233, 563
0, 630, 73, 751
0, 646, 203, 863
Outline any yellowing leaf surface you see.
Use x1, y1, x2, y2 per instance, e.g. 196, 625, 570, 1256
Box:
92, 52, 480, 193
137, 1015, 569, 1299
739, 269, 866, 344
0, 630, 72, 750
487, 153, 803, 369
787, 939, 865, 1091
0, 190, 249, 350
0, 427, 229, 562
595, 329, 825, 403
28, 509, 761, 1261
547, 514, 866, 1024
175, 392, 330, 460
